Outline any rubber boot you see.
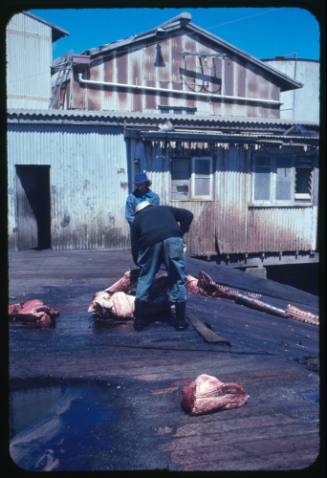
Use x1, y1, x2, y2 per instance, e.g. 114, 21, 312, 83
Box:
133, 300, 146, 331
174, 302, 188, 331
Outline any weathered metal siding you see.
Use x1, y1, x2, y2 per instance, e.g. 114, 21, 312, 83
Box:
173, 201, 216, 255
263, 59, 320, 122
7, 124, 130, 250
6, 13, 52, 109
246, 207, 314, 252
132, 140, 317, 256
215, 146, 249, 254
136, 140, 216, 256
216, 146, 317, 254
70, 29, 281, 118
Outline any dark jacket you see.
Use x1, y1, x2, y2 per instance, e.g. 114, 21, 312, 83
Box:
131, 205, 193, 263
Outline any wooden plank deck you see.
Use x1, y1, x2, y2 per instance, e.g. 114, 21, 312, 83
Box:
7, 250, 321, 472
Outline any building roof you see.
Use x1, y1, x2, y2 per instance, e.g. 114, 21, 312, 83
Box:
7, 108, 319, 129
82, 12, 302, 92
7, 109, 319, 145
24, 11, 69, 42
261, 57, 320, 63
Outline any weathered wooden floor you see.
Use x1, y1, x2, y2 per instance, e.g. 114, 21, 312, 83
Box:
8, 250, 321, 472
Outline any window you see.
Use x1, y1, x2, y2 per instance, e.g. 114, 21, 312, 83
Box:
275, 157, 292, 201
171, 156, 213, 200
254, 156, 271, 201
171, 158, 190, 200
253, 154, 314, 205
295, 157, 313, 200
192, 157, 213, 199
158, 105, 197, 115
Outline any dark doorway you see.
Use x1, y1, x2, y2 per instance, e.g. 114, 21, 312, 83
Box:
16, 166, 51, 250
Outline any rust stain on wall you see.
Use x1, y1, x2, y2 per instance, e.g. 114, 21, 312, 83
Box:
144, 44, 157, 110
132, 61, 142, 111
88, 64, 101, 110
71, 71, 85, 109
224, 59, 234, 96
172, 33, 183, 90
104, 55, 113, 106
158, 39, 170, 106
237, 61, 246, 98
117, 52, 128, 109
183, 33, 196, 108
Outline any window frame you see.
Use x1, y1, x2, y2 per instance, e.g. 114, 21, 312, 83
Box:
171, 157, 191, 201
294, 157, 314, 201
191, 156, 213, 200
170, 155, 214, 201
252, 153, 314, 206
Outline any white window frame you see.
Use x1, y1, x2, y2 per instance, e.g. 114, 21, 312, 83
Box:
191, 156, 213, 200
252, 153, 314, 206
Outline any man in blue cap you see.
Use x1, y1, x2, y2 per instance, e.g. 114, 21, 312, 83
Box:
125, 171, 160, 226
131, 200, 193, 332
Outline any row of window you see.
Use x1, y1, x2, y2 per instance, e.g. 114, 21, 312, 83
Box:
170, 155, 314, 203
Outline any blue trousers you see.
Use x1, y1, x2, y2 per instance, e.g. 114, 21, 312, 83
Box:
135, 237, 186, 304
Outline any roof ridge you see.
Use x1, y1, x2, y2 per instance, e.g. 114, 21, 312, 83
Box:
155, 11, 192, 30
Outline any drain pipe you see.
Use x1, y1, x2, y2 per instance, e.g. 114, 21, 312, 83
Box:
78, 73, 282, 106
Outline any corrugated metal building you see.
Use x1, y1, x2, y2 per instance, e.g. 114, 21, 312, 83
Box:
51, 12, 302, 118
6, 12, 68, 109
262, 57, 320, 123
7, 109, 319, 265
7, 12, 320, 266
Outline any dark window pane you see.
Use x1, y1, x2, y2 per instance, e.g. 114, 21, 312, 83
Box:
194, 159, 210, 175
295, 157, 313, 195
172, 158, 190, 180
296, 168, 312, 194
171, 158, 190, 199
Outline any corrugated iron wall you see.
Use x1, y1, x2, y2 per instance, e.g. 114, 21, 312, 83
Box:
139, 140, 317, 256
70, 30, 280, 118
7, 124, 130, 250
263, 59, 320, 122
247, 207, 313, 253
8, 123, 318, 254
215, 145, 249, 254
6, 13, 52, 109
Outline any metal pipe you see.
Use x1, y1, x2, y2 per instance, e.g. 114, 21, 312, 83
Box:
78, 73, 282, 106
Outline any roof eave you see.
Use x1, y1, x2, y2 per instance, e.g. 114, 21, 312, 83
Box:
25, 11, 69, 42
86, 19, 302, 91
186, 23, 303, 91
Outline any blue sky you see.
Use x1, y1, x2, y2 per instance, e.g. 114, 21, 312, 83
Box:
29, 7, 320, 61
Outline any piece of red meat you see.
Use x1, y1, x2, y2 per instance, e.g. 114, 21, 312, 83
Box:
8, 299, 60, 327
182, 374, 249, 416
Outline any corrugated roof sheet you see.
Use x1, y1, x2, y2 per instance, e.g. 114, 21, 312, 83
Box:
7, 108, 319, 129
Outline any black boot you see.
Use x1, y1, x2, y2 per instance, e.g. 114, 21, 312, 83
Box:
133, 300, 146, 331
174, 302, 188, 331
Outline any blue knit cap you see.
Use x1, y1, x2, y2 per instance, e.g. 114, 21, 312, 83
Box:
134, 171, 151, 185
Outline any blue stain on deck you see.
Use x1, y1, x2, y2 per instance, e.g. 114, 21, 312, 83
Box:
301, 391, 319, 404
10, 382, 121, 471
